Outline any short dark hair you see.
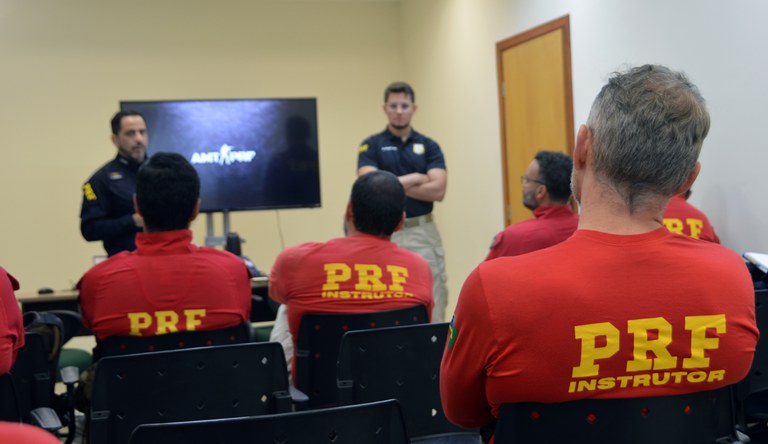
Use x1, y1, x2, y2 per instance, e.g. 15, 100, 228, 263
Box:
351, 171, 406, 237
111, 110, 145, 135
535, 151, 573, 203
136, 152, 200, 232
384, 82, 415, 103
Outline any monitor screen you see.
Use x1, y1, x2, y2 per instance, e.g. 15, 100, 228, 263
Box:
120, 98, 321, 213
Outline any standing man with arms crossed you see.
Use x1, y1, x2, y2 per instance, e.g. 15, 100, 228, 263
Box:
357, 82, 448, 322
440, 65, 758, 436
80, 111, 147, 256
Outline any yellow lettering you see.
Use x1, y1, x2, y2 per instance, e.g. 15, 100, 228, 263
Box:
652, 372, 670, 385
684, 314, 725, 369
387, 265, 409, 291
322, 263, 351, 291
184, 309, 206, 331
616, 375, 633, 388
632, 374, 651, 387
708, 370, 725, 382
626, 317, 677, 372
568, 381, 577, 393
687, 371, 707, 383
127, 312, 152, 336
155, 310, 179, 335
686, 219, 703, 239
577, 379, 596, 392
354, 264, 387, 291
597, 377, 616, 390
572, 322, 620, 378
671, 371, 687, 383
663, 218, 684, 234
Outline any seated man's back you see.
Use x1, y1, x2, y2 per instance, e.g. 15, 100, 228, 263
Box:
440, 65, 758, 431
270, 171, 434, 373
445, 228, 755, 415
79, 230, 251, 340
78, 153, 251, 340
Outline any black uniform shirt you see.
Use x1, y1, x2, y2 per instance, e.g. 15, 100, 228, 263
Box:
357, 128, 446, 217
80, 154, 144, 256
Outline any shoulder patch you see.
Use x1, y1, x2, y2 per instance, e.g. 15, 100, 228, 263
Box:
83, 183, 97, 201
447, 315, 458, 350
413, 143, 425, 155
358, 144, 369, 153
109, 171, 123, 180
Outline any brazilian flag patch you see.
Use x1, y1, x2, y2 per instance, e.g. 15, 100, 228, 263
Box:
447, 315, 458, 350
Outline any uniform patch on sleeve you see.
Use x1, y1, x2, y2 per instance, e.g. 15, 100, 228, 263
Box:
83, 183, 97, 201
413, 143, 425, 155
358, 144, 369, 153
447, 315, 458, 350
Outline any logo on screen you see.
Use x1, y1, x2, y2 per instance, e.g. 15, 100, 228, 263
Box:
190, 144, 257, 165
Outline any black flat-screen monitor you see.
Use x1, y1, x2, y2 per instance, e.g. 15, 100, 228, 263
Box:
120, 98, 321, 213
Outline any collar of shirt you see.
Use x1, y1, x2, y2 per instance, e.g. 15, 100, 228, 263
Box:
135, 229, 196, 255
115, 154, 145, 172
533, 205, 575, 219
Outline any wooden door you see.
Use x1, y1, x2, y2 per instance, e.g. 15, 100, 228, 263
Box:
496, 16, 574, 225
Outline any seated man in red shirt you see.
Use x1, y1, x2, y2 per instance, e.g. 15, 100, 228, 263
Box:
269, 170, 434, 375
0, 267, 24, 374
663, 188, 720, 243
440, 65, 758, 435
78, 152, 251, 342
485, 150, 578, 260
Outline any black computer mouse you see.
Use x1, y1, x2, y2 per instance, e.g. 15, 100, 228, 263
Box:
37, 287, 54, 294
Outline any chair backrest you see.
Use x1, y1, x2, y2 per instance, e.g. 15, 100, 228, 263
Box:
90, 342, 292, 444
8, 332, 54, 420
295, 305, 428, 408
337, 323, 476, 440
129, 399, 410, 444
494, 386, 739, 444
740, 288, 768, 419
94, 322, 251, 361
0, 372, 21, 422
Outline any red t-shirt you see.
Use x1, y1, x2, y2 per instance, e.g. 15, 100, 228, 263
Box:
485, 205, 578, 260
663, 195, 720, 243
269, 233, 434, 367
0, 267, 24, 374
78, 230, 251, 341
441, 228, 758, 429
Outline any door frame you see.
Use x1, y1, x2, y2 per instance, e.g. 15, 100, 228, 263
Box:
495, 15, 574, 226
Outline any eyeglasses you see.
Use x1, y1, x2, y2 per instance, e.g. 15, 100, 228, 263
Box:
520, 176, 545, 186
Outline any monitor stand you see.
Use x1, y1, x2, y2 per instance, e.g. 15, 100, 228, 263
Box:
204, 211, 231, 248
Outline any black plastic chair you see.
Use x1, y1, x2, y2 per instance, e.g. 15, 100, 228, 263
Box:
89, 342, 292, 444
337, 323, 478, 442
0, 372, 21, 422
295, 305, 429, 408
93, 322, 252, 361
129, 399, 410, 444
737, 288, 768, 434
494, 386, 743, 444
0, 333, 66, 434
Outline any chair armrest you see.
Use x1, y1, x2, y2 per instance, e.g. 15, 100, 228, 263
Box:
29, 407, 63, 432
289, 384, 309, 411
60, 366, 80, 386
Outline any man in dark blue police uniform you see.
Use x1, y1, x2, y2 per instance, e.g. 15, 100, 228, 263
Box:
80, 111, 147, 256
357, 82, 449, 322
